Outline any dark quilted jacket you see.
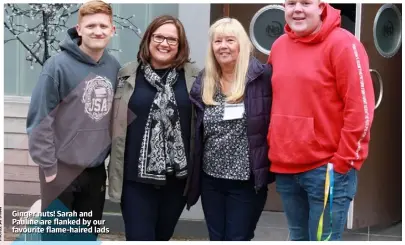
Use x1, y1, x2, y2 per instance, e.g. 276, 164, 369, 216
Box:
186, 57, 275, 209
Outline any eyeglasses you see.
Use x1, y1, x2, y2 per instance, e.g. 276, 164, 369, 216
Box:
152, 34, 178, 46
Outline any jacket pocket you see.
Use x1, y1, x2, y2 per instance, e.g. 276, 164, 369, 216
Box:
269, 114, 324, 164
57, 128, 111, 166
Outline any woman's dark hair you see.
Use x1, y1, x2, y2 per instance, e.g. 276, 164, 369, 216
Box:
137, 15, 190, 68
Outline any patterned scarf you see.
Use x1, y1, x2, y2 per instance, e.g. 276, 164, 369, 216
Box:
138, 63, 188, 183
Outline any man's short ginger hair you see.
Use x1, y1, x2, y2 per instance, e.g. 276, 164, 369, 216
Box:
78, 0, 113, 22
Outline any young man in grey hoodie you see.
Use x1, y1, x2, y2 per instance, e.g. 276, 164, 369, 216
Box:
26, 0, 120, 241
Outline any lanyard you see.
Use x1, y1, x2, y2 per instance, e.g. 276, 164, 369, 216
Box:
317, 163, 334, 241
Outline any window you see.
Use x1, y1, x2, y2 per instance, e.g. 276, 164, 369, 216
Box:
330, 4, 356, 35
4, 3, 178, 96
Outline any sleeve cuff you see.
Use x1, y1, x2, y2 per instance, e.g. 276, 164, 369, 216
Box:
330, 155, 351, 174
42, 164, 57, 178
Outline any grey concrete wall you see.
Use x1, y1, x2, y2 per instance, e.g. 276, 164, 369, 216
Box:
178, 4, 210, 69
178, 4, 210, 221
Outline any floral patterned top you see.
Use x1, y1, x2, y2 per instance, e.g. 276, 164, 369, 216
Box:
202, 91, 250, 180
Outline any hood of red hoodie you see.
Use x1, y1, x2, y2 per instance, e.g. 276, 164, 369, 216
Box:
285, 3, 341, 44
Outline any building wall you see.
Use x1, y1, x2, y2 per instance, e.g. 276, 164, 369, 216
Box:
4, 4, 210, 221
178, 4, 210, 221
4, 97, 40, 196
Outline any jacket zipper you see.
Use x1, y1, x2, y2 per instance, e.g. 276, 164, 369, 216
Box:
245, 70, 264, 194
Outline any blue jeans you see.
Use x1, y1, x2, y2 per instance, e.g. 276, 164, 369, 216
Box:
201, 172, 268, 241
275, 165, 357, 241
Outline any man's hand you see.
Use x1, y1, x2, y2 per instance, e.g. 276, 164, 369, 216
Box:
45, 173, 57, 183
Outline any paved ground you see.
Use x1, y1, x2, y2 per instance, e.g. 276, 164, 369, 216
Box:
4, 227, 204, 241
5, 220, 401, 241
4, 199, 402, 241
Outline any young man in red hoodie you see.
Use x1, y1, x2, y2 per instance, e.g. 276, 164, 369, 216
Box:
267, 0, 375, 241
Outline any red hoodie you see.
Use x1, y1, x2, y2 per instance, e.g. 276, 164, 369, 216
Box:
267, 4, 375, 174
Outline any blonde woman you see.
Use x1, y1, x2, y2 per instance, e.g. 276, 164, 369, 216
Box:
187, 18, 274, 241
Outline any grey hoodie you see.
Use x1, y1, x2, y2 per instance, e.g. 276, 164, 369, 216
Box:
26, 27, 121, 178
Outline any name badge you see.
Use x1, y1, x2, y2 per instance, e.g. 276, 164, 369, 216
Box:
223, 102, 245, 120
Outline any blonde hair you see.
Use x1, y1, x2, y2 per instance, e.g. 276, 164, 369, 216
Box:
202, 18, 253, 105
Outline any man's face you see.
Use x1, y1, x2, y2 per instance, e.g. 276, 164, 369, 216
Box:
76, 13, 115, 52
284, 0, 324, 37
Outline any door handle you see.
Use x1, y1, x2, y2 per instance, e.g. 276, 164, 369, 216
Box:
370, 69, 383, 110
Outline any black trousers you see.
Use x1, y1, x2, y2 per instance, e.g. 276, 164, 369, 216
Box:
201, 172, 268, 241
121, 176, 187, 241
39, 162, 106, 241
